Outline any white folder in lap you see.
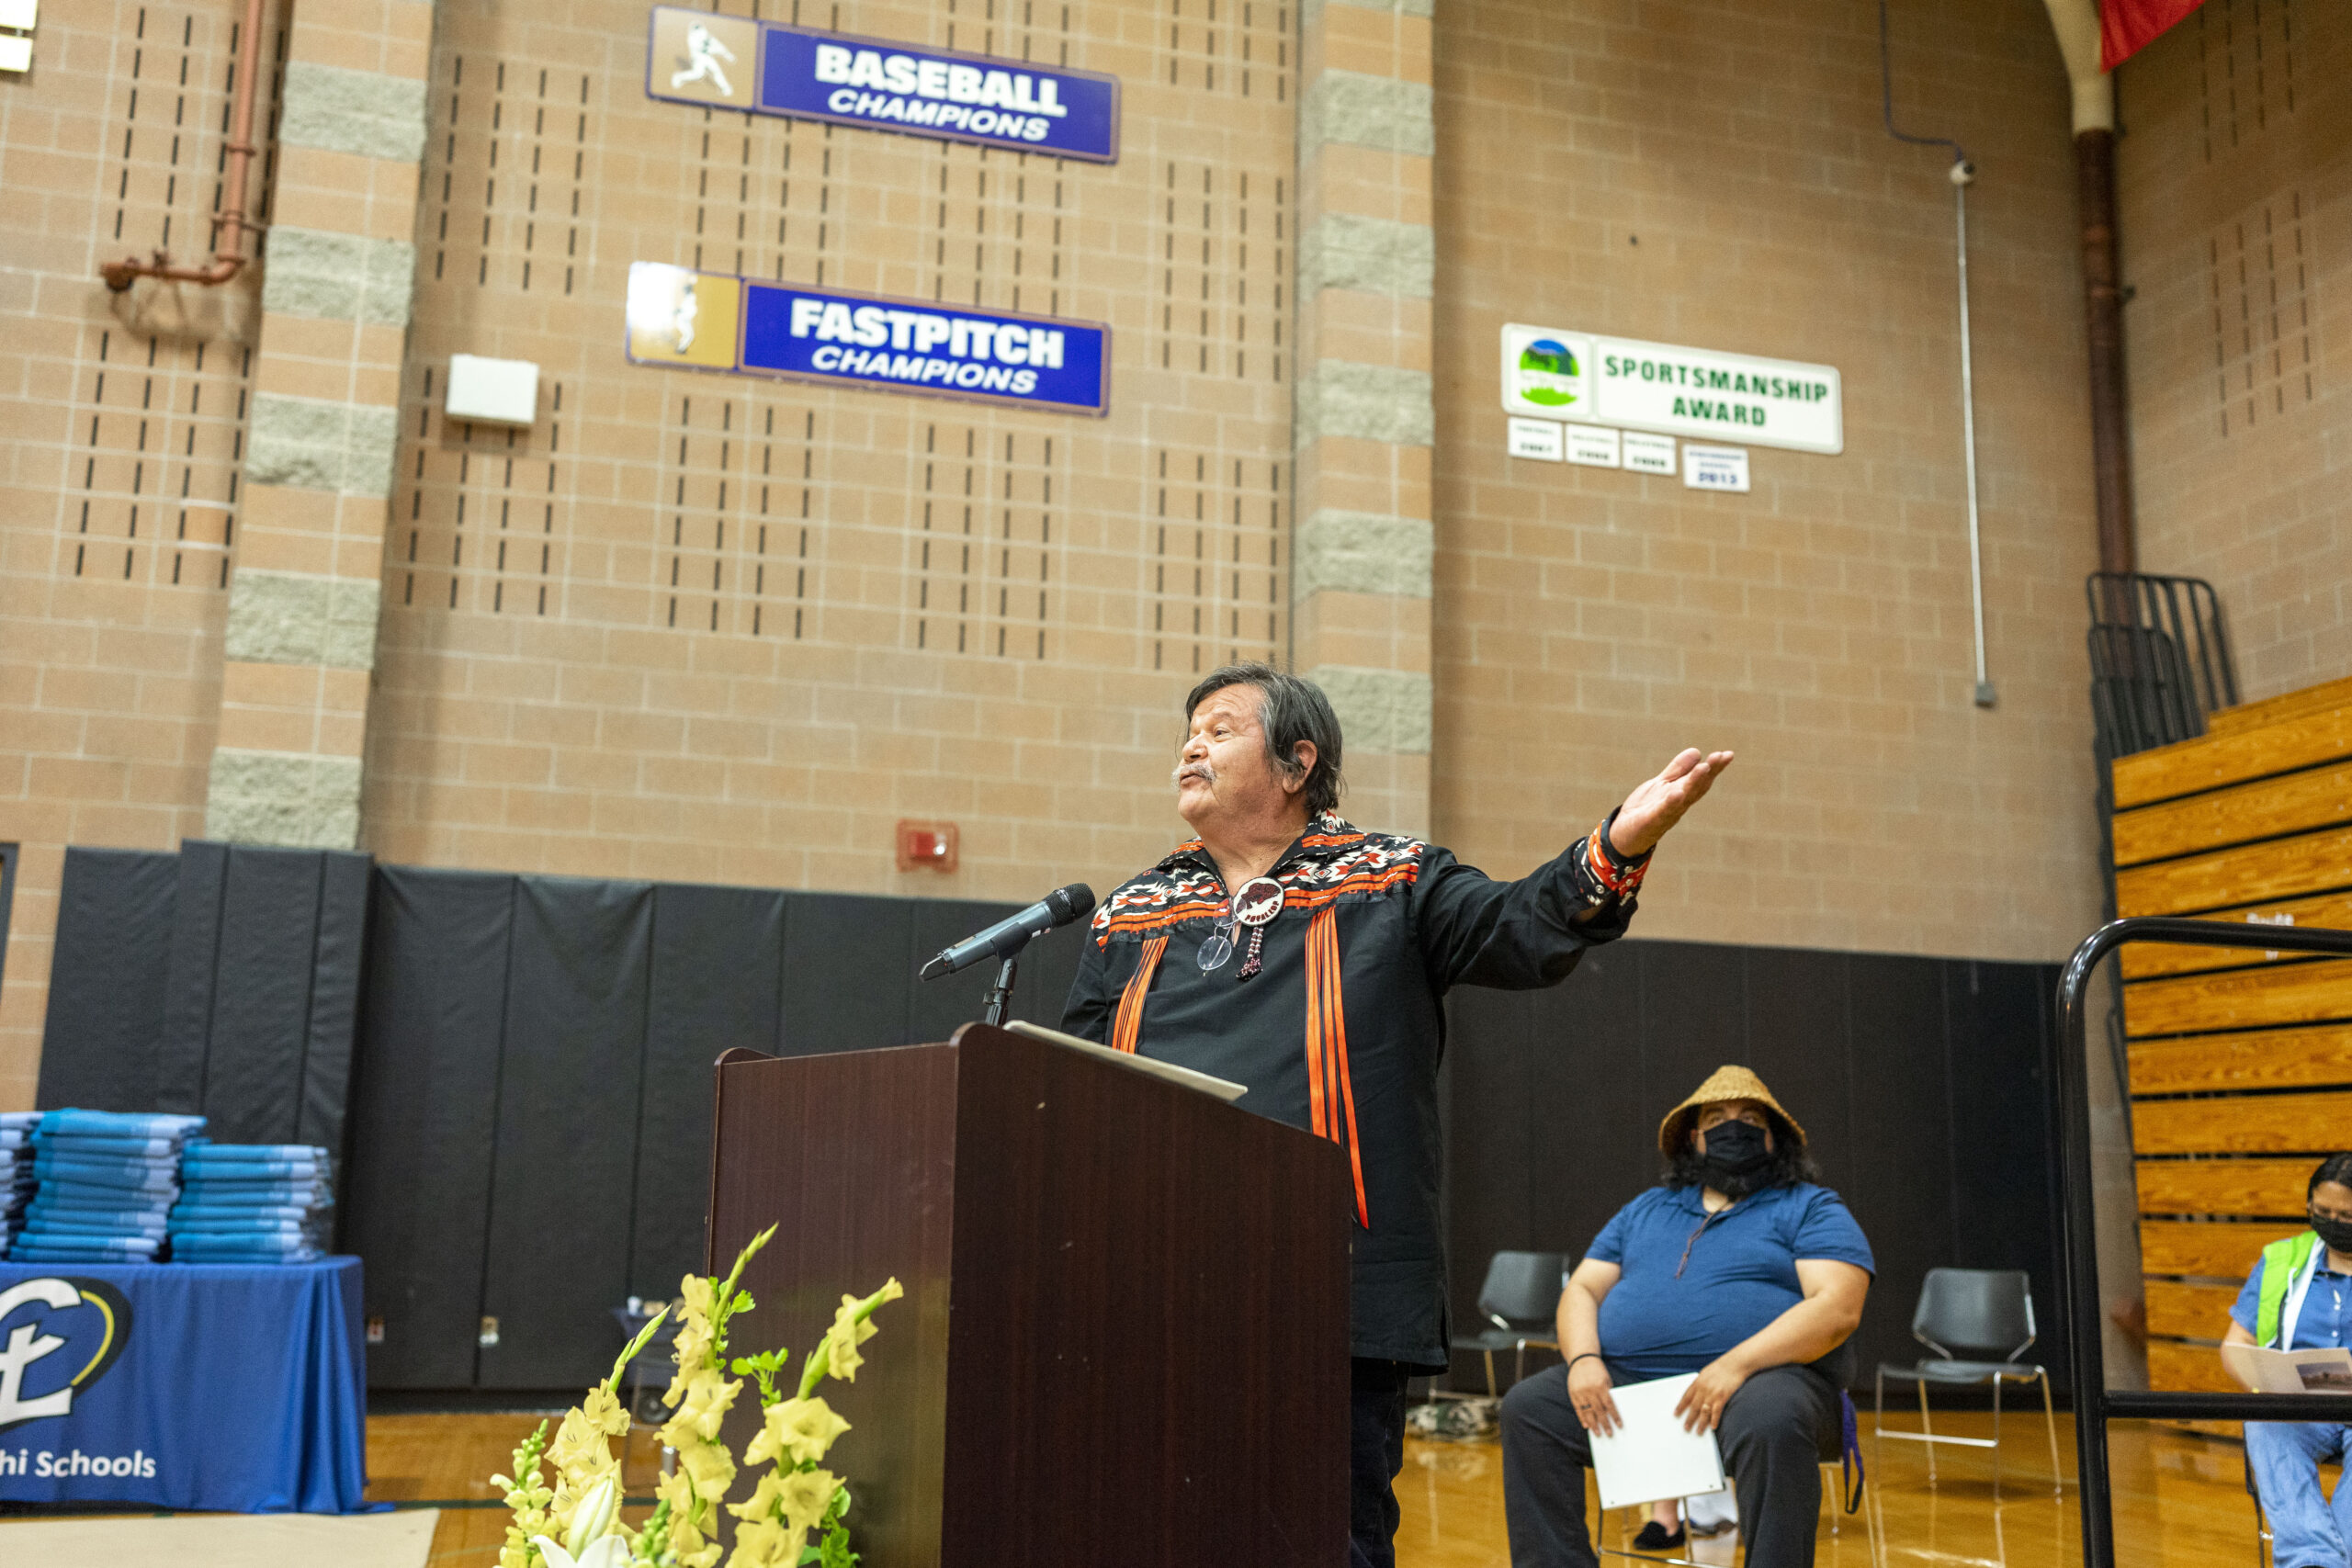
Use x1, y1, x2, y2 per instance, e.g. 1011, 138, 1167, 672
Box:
1588, 1373, 1728, 1510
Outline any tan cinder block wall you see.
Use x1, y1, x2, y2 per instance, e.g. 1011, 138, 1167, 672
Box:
2115, 3, 2352, 699
0, 0, 277, 1105
360, 0, 1297, 895
1428, 0, 2107, 962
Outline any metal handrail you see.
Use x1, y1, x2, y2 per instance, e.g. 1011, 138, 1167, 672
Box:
2058, 917, 2352, 1567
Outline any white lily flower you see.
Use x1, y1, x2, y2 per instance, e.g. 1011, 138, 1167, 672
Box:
564, 1475, 622, 1554
531, 1532, 631, 1568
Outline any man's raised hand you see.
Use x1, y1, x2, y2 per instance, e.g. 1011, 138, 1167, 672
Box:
1609, 748, 1734, 858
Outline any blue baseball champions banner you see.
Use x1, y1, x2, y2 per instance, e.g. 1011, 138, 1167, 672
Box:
646, 8, 1121, 163
627, 263, 1112, 416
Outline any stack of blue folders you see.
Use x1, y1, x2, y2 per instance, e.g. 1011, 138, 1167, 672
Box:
10, 1109, 208, 1263
168, 1140, 334, 1263
0, 1112, 36, 1253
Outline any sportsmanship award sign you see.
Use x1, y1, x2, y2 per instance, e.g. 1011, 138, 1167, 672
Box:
1500, 323, 1843, 456
627, 263, 1112, 416
646, 8, 1121, 163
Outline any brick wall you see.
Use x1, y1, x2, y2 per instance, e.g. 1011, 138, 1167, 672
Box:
356, 0, 1296, 897
9, 0, 2346, 1103
1426, 0, 2109, 962
0, 0, 275, 1105
2115, 0, 2352, 700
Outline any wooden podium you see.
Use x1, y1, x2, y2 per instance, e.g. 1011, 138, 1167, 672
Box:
705, 1021, 1351, 1567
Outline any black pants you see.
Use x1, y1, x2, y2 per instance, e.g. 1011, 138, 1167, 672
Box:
1349, 1358, 1413, 1568
1498, 1362, 1841, 1568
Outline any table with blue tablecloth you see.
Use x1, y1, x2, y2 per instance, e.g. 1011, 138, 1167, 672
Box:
0, 1257, 365, 1513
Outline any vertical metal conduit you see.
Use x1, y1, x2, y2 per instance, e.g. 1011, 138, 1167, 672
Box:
1880, 0, 1996, 707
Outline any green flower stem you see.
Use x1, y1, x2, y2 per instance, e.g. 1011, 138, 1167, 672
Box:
605, 1305, 671, 1393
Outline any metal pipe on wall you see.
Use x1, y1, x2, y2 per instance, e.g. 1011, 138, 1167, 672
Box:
1878, 0, 1996, 707
2042, 0, 2135, 576
99, 0, 269, 290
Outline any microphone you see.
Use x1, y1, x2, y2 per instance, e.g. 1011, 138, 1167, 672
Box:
919, 884, 1095, 980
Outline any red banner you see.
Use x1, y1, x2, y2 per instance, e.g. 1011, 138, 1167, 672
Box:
2101, 0, 2210, 71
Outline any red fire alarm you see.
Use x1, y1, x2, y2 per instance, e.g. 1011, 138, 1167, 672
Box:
897, 819, 959, 873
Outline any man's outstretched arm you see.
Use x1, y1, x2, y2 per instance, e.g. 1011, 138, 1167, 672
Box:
1416, 747, 1734, 989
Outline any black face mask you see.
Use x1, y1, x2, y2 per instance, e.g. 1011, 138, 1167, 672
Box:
1701, 1120, 1772, 1186
2311, 1211, 2352, 1255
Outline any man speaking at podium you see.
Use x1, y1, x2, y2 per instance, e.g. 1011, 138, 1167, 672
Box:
1062, 662, 1731, 1568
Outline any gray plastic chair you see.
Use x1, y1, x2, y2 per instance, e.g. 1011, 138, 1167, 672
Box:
1447, 1250, 1566, 1396
1874, 1268, 2061, 1492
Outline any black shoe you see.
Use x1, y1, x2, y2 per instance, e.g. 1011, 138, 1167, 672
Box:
1631, 1521, 1686, 1551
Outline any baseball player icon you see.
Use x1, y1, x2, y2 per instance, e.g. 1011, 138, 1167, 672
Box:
671, 22, 736, 97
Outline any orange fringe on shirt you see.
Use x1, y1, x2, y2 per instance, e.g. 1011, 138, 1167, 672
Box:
1304, 906, 1370, 1229
1108, 910, 1369, 1229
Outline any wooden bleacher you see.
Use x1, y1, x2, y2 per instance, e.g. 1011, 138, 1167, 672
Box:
2112, 673, 2352, 1400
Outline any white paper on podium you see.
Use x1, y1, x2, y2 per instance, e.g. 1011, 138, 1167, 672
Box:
1587, 1372, 1728, 1510
1003, 1020, 1250, 1101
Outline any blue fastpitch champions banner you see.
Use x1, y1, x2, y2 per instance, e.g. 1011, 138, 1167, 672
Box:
645, 8, 1120, 163
626, 263, 1112, 415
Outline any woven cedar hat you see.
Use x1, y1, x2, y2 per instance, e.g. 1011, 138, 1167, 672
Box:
1657, 1065, 1808, 1158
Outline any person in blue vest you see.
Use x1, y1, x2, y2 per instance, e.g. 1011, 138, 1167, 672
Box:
2225, 1151, 2352, 1566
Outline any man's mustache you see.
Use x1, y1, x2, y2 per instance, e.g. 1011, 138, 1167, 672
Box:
1173, 760, 1217, 788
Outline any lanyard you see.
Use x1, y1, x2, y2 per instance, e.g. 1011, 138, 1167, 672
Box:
2281, 1247, 2325, 1350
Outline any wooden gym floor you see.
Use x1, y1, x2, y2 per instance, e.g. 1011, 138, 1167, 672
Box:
355, 1405, 2266, 1566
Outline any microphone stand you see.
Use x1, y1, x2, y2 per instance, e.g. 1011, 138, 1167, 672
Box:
982, 954, 1019, 1027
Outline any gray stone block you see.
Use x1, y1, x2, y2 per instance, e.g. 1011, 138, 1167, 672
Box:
1302, 70, 1434, 157
1295, 360, 1435, 448
1308, 665, 1433, 755
224, 570, 382, 670
1301, 214, 1435, 299
261, 227, 418, 327
1295, 511, 1434, 598
279, 62, 429, 164
206, 749, 365, 850
248, 394, 401, 498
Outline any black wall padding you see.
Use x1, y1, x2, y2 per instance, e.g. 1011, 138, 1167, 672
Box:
780, 893, 915, 1052
155, 840, 228, 1112
343, 868, 516, 1388
1442, 939, 2065, 1397
38, 847, 179, 1111
629, 884, 786, 1304
477, 878, 655, 1389
196, 848, 322, 1139
297, 852, 375, 1150
149, 842, 375, 1148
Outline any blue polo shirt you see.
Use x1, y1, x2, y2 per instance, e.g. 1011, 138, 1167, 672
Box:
2231, 1249, 2352, 1349
1589, 1182, 1875, 1381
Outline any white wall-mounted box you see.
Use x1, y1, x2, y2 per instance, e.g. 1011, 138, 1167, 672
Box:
445, 354, 540, 426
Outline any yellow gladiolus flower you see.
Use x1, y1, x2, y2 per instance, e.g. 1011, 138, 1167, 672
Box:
820, 1279, 904, 1382
746, 1396, 852, 1469
725, 1469, 786, 1522
660, 1367, 740, 1448
678, 1436, 738, 1498
779, 1467, 839, 1540
578, 1382, 629, 1438
726, 1517, 797, 1568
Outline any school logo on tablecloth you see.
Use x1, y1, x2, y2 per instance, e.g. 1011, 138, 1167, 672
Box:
0, 1278, 134, 1432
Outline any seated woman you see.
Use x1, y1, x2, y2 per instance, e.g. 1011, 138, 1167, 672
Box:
2224, 1152, 2352, 1568
1499, 1066, 1872, 1568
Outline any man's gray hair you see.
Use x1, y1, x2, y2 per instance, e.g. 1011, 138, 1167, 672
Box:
1183, 662, 1345, 819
